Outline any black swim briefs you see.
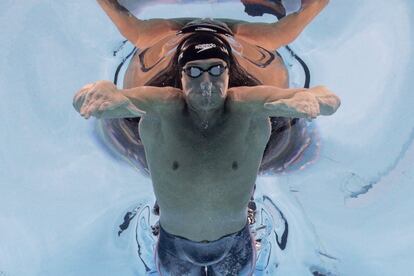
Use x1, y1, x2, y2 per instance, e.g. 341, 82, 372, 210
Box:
156, 222, 256, 275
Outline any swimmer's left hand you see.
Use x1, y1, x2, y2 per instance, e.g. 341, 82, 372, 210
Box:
309, 86, 341, 115
265, 91, 320, 119
264, 86, 340, 119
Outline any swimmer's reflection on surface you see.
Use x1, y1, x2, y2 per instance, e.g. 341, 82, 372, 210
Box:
73, 0, 339, 274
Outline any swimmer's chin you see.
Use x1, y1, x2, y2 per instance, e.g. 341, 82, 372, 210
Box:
191, 104, 218, 111
187, 95, 222, 107
188, 101, 222, 112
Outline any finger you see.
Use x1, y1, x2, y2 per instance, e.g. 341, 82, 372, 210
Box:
315, 103, 321, 117
73, 89, 87, 108
83, 108, 93, 119
81, 97, 95, 117
80, 101, 94, 118
312, 101, 320, 118
80, 91, 95, 115
74, 90, 87, 112
74, 84, 95, 110
305, 105, 314, 121
98, 101, 111, 111
85, 101, 102, 119
74, 83, 94, 103
75, 92, 90, 113
302, 104, 309, 116
82, 83, 102, 111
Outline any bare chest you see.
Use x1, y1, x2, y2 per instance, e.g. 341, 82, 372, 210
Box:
139, 110, 270, 182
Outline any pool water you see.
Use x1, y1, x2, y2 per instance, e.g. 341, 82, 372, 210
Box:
1, 0, 414, 275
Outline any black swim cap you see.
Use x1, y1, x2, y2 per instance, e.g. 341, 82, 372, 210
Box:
177, 32, 231, 68
179, 18, 234, 36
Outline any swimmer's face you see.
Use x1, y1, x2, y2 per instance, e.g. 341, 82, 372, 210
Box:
181, 58, 229, 111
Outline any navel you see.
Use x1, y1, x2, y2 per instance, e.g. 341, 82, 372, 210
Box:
172, 161, 180, 170
232, 161, 238, 170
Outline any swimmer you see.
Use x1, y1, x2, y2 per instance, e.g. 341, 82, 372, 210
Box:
94, 0, 332, 177
73, 0, 338, 275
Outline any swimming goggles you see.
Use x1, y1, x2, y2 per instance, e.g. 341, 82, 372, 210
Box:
182, 64, 228, 78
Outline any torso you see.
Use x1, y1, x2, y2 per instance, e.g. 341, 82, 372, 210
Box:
123, 19, 286, 241
139, 96, 271, 241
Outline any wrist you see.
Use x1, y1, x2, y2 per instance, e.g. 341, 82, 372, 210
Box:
125, 100, 145, 116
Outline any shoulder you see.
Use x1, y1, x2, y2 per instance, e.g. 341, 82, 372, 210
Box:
227, 86, 267, 103
227, 86, 263, 114
227, 86, 280, 118
125, 86, 183, 115
136, 86, 182, 100
152, 86, 185, 112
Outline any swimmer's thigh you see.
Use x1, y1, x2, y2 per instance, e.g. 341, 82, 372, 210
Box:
207, 227, 256, 276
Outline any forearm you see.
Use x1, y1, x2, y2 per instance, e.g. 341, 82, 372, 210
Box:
264, 85, 340, 118
100, 103, 144, 119
94, 89, 145, 119
265, 85, 341, 107
232, 85, 305, 104
230, 83, 340, 119
73, 81, 145, 119
121, 85, 182, 113
97, 0, 142, 44
272, 0, 329, 46
262, 86, 307, 102
121, 87, 153, 111
234, 0, 329, 49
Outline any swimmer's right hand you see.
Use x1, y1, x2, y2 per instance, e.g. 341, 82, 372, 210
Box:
73, 80, 141, 119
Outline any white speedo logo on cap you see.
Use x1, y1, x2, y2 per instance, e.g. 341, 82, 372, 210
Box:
195, 43, 229, 55
195, 43, 217, 53
194, 27, 217, 32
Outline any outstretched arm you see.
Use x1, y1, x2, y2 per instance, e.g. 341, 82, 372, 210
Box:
96, 0, 181, 48
233, 0, 329, 50
229, 85, 340, 119
73, 80, 182, 119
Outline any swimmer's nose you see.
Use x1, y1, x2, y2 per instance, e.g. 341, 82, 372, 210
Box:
200, 71, 211, 82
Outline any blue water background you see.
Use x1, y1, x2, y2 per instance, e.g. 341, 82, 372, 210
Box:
1, 0, 414, 275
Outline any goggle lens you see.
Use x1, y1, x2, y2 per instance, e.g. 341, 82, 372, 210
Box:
189, 67, 202, 77
184, 65, 227, 78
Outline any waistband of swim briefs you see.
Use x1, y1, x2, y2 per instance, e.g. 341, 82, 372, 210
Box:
159, 220, 249, 244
